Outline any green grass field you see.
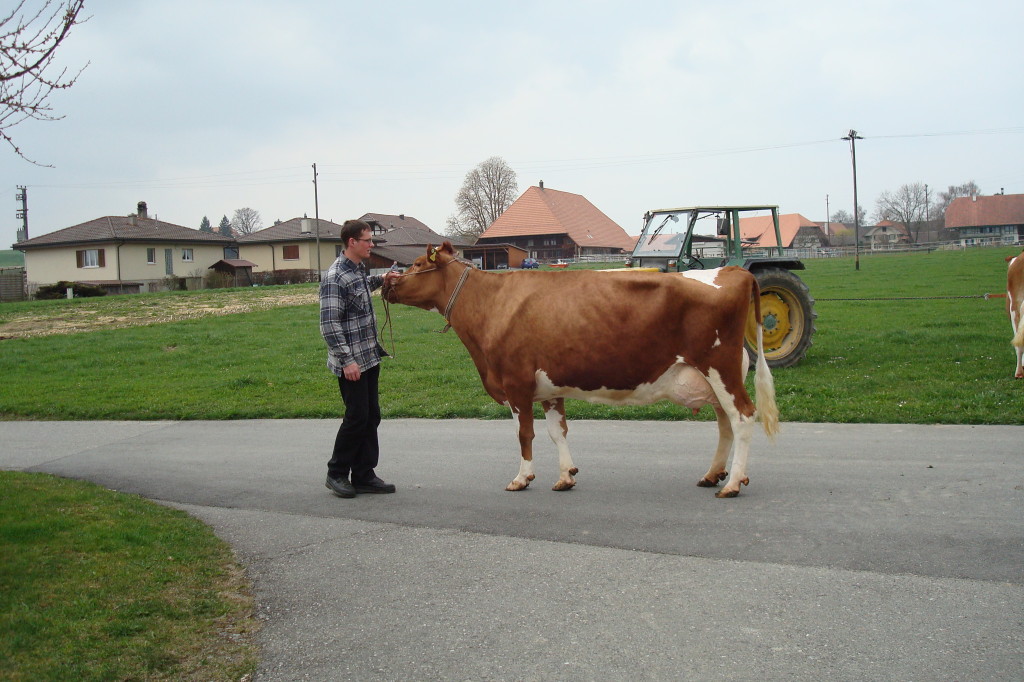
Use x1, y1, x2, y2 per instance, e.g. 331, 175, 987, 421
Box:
0, 471, 258, 681
0, 245, 1021, 423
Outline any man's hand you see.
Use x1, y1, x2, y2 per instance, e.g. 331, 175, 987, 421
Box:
343, 362, 361, 381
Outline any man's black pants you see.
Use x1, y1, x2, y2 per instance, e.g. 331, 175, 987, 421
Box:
328, 364, 380, 484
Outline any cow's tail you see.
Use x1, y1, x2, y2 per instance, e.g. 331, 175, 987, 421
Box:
1013, 308, 1024, 348
752, 279, 780, 440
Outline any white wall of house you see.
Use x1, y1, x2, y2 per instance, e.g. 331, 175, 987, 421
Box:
23, 242, 232, 287
239, 241, 342, 276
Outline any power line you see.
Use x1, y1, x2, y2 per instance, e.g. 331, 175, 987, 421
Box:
22, 127, 1022, 191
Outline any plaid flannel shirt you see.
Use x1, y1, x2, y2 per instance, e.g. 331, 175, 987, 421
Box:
319, 255, 386, 376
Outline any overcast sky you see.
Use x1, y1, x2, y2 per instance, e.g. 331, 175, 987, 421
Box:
3, 0, 1022, 247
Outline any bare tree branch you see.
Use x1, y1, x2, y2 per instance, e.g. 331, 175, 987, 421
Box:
231, 207, 263, 236
875, 182, 929, 244
445, 156, 519, 241
1, 0, 88, 166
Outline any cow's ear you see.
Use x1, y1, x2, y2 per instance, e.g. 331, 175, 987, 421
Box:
441, 241, 455, 254
427, 245, 438, 262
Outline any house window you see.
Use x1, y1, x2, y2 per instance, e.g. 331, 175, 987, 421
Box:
283, 245, 299, 260
76, 248, 104, 268
224, 246, 239, 259
146, 248, 156, 264
336, 245, 344, 257
181, 248, 194, 262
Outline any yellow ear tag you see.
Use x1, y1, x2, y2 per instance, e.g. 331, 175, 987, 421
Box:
428, 249, 437, 262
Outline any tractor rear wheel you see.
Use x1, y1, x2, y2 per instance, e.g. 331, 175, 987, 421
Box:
745, 268, 816, 368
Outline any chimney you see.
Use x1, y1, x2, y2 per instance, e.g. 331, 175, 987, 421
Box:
137, 201, 148, 219
539, 180, 544, 189
300, 218, 312, 233
399, 214, 405, 221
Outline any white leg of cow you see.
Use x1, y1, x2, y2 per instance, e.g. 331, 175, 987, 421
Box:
704, 368, 755, 498
506, 404, 536, 491
542, 399, 578, 491
697, 406, 733, 488
718, 414, 755, 498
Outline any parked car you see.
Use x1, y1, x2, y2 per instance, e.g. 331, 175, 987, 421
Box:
521, 257, 539, 269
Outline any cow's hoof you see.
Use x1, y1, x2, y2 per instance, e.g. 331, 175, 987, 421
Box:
697, 471, 728, 487
552, 479, 576, 491
506, 479, 531, 491
716, 477, 748, 498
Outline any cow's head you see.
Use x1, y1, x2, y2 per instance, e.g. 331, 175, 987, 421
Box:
382, 241, 459, 310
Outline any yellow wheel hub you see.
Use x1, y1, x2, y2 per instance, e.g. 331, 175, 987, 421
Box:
746, 288, 804, 357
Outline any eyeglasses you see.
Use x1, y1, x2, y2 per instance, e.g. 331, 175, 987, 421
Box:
354, 238, 373, 243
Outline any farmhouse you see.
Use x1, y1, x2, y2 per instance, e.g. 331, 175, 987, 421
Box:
739, 213, 828, 250
476, 184, 633, 262
861, 220, 910, 248
946, 193, 1024, 246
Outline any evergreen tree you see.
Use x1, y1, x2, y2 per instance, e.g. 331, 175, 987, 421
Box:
218, 215, 232, 237
199, 216, 212, 233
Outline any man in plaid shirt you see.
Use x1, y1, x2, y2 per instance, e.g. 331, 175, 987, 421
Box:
320, 219, 399, 498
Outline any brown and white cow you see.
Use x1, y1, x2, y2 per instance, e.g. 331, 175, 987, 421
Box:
383, 242, 779, 497
1007, 250, 1024, 379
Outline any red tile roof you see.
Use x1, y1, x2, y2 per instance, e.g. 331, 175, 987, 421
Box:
479, 186, 633, 249
740, 213, 820, 248
945, 194, 1024, 228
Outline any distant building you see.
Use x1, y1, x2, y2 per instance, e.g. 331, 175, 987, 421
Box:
945, 194, 1024, 245
739, 213, 828, 250
476, 184, 633, 261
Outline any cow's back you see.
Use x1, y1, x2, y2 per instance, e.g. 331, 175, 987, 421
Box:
455, 267, 754, 391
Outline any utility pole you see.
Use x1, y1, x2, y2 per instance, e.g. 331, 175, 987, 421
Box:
312, 163, 322, 280
15, 186, 28, 241
842, 130, 863, 271
825, 194, 830, 244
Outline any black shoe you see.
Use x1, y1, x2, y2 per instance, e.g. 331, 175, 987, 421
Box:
353, 475, 396, 494
325, 476, 356, 498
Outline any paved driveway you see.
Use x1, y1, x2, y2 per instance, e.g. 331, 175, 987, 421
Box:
3, 419, 1022, 680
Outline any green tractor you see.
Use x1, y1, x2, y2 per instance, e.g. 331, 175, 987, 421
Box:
628, 205, 816, 368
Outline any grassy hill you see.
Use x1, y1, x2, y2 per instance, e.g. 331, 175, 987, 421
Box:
0, 250, 24, 267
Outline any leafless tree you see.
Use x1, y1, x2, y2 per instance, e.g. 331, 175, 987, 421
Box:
935, 181, 981, 223
1, 0, 87, 165
445, 156, 519, 241
231, 207, 263, 236
874, 182, 930, 244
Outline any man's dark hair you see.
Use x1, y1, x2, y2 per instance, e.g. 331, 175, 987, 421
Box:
341, 219, 372, 247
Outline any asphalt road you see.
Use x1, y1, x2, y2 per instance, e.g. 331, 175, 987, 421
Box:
3, 419, 1022, 681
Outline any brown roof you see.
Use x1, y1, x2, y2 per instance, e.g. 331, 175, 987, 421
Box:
371, 245, 433, 267
210, 259, 258, 269
375, 225, 472, 247
478, 186, 633, 249
740, 213, 821, 248
237, 217, 347, 243
945, 194, 1024, 228
359, 213, 433, 232
15, 215, 234, 249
